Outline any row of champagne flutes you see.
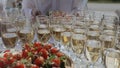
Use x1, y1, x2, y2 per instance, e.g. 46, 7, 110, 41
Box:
0, 10, 120, 68
49, 13, 120, 68
35, 12, 119, 68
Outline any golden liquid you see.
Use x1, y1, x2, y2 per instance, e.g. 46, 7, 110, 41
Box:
104, 51, 120, 68
18, 29, 34, 43
61, 32, 71, 46
53, 27, 66, 41
37, 29, 50, 43
2, 33, 18, 48
72, 34, 86, 54
86, 40, 101, 62
87, 45, 101, 62
104, 41, 114, 49
103, 36, 115, 49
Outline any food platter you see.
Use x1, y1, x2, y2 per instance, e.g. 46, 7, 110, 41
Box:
0, 42, 74, 68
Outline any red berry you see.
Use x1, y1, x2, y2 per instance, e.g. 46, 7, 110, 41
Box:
34, 56, 44, 66
31, 64, 39, 68
56, 52, 64, 57
50, 48, 58, 54
3, 52, 13, 58
14, 62, 25, 68
43, 44, 52, 50
0, 57, 6, 68
52, 58, 61, 67
34, 42, 41, 47
22, 49, 28, 58
40, 48, 48, 59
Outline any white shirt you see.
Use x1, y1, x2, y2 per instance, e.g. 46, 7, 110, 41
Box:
22, 0, 88, 17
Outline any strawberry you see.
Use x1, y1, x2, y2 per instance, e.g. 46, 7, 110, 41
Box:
0, 57, 6, 68
30, 64, 39, 68
13, 54, 22, 60
6, 57, 16, 65
34, 42, 41, 48
3, 52, 13, 58
40, 48, 48, 59
22, 49, 29, 58
24, 43, 31, 51
50, 48, 59, 54
56, 52, 64, 57
52, 58, 61, 67
43, 44, 52, 50
34, 56, 44, 66
13, 62, 25, 68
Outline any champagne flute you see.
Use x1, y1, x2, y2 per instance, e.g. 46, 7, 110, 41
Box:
37, 29, 51, 44
1, 20, 18, 51
86, 40, 102, 66
18, 19, 34, 45
103, 48, 120, 68
71, 33, 87, 58
52, 26, 66, 49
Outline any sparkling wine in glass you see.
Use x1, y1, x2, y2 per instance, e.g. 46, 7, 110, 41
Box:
71, 34, 86, 57
104, 48, 120, 68
37, 29, 51, 44
86, 40, 101, 63
18, 29, 34, 43
1, 22, 18, 51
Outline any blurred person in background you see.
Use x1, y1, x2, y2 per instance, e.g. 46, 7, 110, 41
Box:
22, 0, 88, 19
